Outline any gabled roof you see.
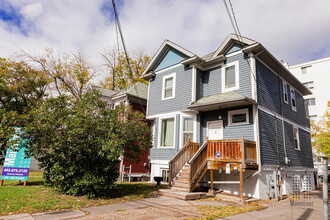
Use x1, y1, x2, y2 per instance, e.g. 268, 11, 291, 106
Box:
211, 33, 257, 59
91, 82, 148, 101
142, 40, 196, 77
114, 81, 148, 100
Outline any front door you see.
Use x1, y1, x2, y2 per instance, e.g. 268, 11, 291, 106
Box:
207, 121, 223, 140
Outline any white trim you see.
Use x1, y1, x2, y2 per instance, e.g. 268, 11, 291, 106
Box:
147, 111, 181, 119
155, 63, 182, 75
225, 50, 242, 58
283, 81, 289, 104
191, 65, 197, 102
249, 55, 257, 101
290, 88, 297, 112
157, 115, 176, 149
146, 79, 151, 115
222, 61, 239, 93
258, 105, 310, 132
253, 104, 261, 170
151, 119, 156, 148
150, 159, 169, 165
293, 126, 301, 151
161, 72, 176, 101
207, 120, 224, 140
228, 108, 249, 126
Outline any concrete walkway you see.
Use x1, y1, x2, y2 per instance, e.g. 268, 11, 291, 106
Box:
0, 190, 326, 220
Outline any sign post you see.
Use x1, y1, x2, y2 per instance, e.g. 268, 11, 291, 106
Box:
0, 128, 31, 186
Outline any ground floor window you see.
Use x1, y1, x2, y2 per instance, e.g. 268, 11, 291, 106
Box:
160, 118, 175, 147
161, 169, 169, 183
293, 127, 300, 150
182, 117, 193, 145
228, 108, 249, 126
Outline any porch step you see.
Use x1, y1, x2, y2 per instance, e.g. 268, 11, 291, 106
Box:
178, 172, 189, 178
171, 186, 190, 192
175, 176, 189, 181
172, 181, 189, 188
159, 189, 206, 200
175, 179, 189, 184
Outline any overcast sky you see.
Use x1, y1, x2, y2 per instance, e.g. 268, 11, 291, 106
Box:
1, 0, 330, 82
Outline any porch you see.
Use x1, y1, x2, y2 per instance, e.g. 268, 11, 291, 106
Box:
168, 136, 257, 201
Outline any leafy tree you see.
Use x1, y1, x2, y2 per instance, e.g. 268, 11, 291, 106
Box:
100, 48, 150, 90
23, 92, 151, 198
20, 48, 96, 100
311, 101, 330, 158
0, 58, 49, 148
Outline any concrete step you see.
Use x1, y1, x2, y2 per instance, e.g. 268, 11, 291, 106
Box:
159, 189, 206, 200
170, 186, 190, 192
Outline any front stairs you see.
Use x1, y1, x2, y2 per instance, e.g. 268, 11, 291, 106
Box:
170, 164, 190, 192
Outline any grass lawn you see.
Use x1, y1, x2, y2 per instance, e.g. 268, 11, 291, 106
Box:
0, 172, 163, 216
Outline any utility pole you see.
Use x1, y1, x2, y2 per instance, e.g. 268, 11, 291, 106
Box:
322, 157, 328, 220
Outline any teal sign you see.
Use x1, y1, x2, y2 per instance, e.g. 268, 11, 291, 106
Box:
1, 128, 31, 181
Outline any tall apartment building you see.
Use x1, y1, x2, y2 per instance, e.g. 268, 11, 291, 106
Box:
287, 57, 330, 176
287, 57, 330, 122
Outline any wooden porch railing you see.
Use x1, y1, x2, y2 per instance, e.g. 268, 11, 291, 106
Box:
168, 138, 199, 186
188, 139, 209, 192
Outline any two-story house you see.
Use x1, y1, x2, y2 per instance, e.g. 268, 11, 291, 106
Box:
142, 34, 315, 200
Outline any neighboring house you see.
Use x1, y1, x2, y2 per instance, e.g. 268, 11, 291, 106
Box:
285, 57, 330, 178
142, 34, 315, 200
90, 82, 151, 181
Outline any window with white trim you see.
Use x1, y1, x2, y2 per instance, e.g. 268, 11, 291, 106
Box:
304, 101, 309, 119
151, 120, 156, 148
161, 169, 169, 183
290, 89, 296, 111
306, 98, 316, 106
303, 81, 314, 89
228, 108, 249, 126
283, 82, 288, 104
301, 66, 312, 74
293, 127, 300, 150
182, 117, 193, 145
222, 61, 239, 92
160, 117, 175, 147
162, 73, 175, 100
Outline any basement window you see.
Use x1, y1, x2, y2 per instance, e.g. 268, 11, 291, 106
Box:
161, 169, 169, 183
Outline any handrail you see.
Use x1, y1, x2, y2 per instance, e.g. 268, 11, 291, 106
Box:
168, 138, 199, 185
188, 139, 208, 164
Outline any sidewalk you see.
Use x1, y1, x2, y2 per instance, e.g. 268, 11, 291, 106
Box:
0, 190, 326, 220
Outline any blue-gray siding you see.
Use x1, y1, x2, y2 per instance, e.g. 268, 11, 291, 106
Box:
258, 109, 313, 168
256, 59, 309, 128
148, 65, 192, 116
200, 105, 254, 143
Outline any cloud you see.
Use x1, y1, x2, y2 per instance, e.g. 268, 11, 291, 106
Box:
20, 2, 43, 20
0, 0, 329, 83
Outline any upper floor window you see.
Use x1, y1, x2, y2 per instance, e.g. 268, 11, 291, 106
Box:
303, 81, 314, 89
283, 82, 288, 104
306, 98, 316, 106
162, 73, 176, 100
301, 66, 312, 74
222, 61, 239, 92
290, 89, 296, 111
304, 101, 309, 119
228, 108, 249, 126
293, 127, 300, 150
160, 117, 175, 147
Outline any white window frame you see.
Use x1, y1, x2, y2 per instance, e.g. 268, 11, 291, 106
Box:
228, 108, 249, 126
283, 81, 288, 104
162, 73, 176, 101
222, 61, 239, 92
158, 116, 176, 149
293, 127, 300, 151
290, 89, 297, 112
160, 168, 169, 183
304, 101, 309, 119
151, 119, 156, 148
181, 116, 194, 146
